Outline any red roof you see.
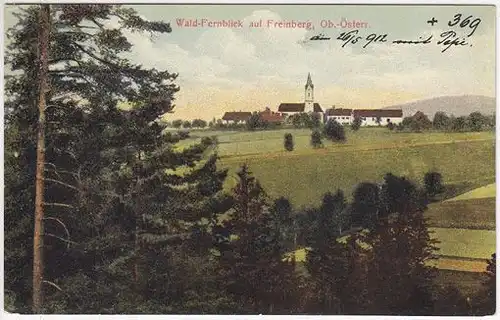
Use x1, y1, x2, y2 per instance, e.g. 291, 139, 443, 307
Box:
353, 109, 403, 118
278, 103, 323, 113
326, 108, 352, 116
222, 111, 252, 121
259, 108, 284, 122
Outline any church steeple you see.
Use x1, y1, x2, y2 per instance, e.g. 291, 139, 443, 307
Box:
304, 73, 314, 112
305, 72, 314, 89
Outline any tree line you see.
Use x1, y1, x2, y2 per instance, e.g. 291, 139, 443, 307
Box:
4, 4, 495, 315
391, 111, 495, 133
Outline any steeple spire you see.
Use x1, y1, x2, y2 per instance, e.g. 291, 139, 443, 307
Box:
305, 72, 314, 89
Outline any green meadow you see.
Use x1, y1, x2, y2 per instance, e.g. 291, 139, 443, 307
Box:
183, 128, 494, 208
183, 127, 496, 276
446, 183, 496, 202
426, 197, 495, 230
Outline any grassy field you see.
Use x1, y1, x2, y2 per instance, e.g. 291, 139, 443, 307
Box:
219, 139, 494, 207
189, 128, 495, 278
426, 198, 495, 230
186, 128, 493, 158
194, 128, 495, 207
430, 228, 495, 260
445, 183, 496, 202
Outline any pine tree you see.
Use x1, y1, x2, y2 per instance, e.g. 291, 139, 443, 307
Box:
215, 165, 299, 314
305, 190, 366, 314
5, 4, 230, 313
361, 174, 438, 315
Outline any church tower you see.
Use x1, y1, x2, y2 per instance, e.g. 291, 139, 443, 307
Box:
304, 72, 314, 113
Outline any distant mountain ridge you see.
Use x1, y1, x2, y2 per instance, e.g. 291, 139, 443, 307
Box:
383, 95, 496, 117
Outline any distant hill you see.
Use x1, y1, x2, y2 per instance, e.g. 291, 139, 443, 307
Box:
384, 95, 496, 118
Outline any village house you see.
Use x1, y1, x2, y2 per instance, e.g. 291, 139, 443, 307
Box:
324, 108, 353, 125
324, 107, 403, 126
221, 111, 252, 124
353, 109, 403, 126
259, 107, 285, 123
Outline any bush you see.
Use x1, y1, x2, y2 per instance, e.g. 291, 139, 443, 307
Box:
284, 133, 294, 151
323, 119, 346, 142
433, 112, 451, 130
424, 171, 444, 198
467, 112, 486, 132
387, 122, 395, 131
310, 130, 323, 148
351, 115, 362, 131
172, 119, 183, 128
182, 120, 192, 129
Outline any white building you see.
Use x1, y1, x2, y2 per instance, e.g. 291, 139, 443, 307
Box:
353, 109, 403, 126
323, 108, 403, 126
324, 108, 353, 125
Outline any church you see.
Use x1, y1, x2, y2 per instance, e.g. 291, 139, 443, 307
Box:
277, 73, 324, 118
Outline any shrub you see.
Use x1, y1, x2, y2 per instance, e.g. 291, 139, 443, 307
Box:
351, 115, 362, 131
311, 130, 323, 148
284, 133, 294, 151
323, 119, 346, 142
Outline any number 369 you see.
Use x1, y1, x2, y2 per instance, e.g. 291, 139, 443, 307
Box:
448, 14, 481, 37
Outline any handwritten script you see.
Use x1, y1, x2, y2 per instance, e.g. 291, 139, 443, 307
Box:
300, 13, 481, 53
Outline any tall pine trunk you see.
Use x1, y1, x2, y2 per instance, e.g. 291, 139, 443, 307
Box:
32, 4, 50, 313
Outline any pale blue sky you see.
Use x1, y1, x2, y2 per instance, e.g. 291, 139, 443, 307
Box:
4, 4, 496, 120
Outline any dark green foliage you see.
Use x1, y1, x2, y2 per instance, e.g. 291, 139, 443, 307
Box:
361, 174, 438, 315
351, 182, 381, 229
284, 133, 294, 151
310, 113, 322, 128
311, 129, 323, 148
270, 197, 295, 250
291, 113, 315, 128
433, 112, 451, 130
215, 165, 299, 313
191, 119, 207, 128
172, 119, 183, 128
183, 120, 192, 128
467, 112, 486, 132
402, 111, 433, 132
433, 285, 471, 315
305, 190, 367, 314
323, 119, 346, 142
387, 122, 395, 131
472, 253, 496, 315
246, 112, 264, 131
351, 115, 362, 131
451, 116, 467, 132
424, 171, 445, 199
5, 4, 231, 313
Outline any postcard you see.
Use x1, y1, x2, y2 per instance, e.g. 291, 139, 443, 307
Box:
3, 2, 496, 316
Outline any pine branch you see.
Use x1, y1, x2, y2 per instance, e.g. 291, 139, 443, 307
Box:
44, 217, 71, 249
43, 202, 75, 209
45, 178, 80, 191
43, 233, 78, 249
42, 280, 63, 292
